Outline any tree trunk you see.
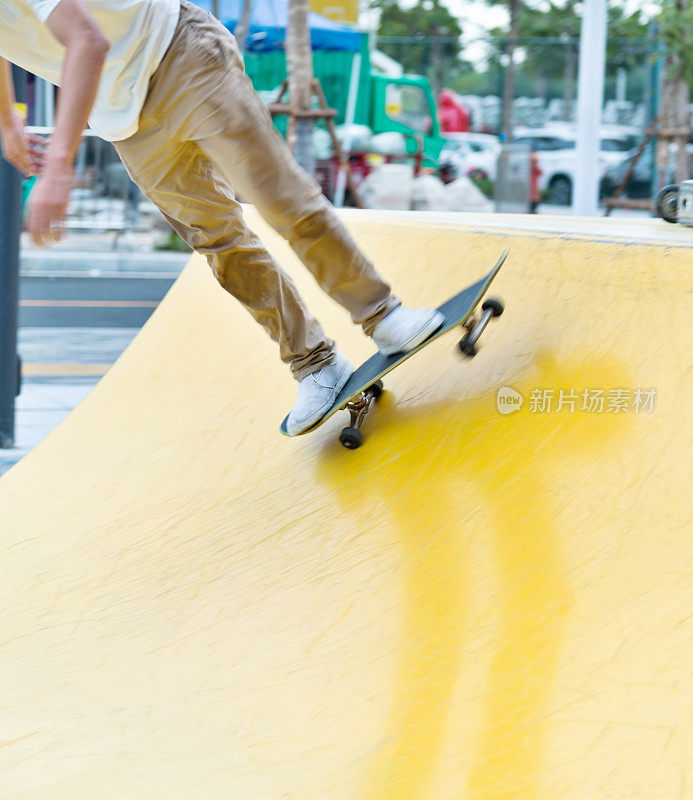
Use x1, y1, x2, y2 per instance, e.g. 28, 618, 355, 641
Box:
500, 0, 519, 141
656, 0, 691, 187
430, 40, 444, 96
656, 76, 690, 187
286, 0, 315, 176
562, 0, 577, 122
235, 0, 253, 53
673, 80, 691, 181
563, 42, 577, 121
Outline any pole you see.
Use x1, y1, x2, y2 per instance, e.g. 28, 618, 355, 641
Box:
334, 52, 361, 208
0, 66, 26, 448
648, 21, 663, 199
572, 0, 607, 216
500, 0, 518, 144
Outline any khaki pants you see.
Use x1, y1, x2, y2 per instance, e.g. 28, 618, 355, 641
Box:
115, 0, 399, 380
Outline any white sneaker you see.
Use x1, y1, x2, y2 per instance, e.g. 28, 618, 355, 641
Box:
286, 352, 353, 435
372, 306, 445, 356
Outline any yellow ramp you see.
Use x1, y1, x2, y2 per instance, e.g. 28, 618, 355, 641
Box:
1, 210, 691, 799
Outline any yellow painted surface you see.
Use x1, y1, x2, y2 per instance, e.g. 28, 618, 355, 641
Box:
1, 210, 691, 799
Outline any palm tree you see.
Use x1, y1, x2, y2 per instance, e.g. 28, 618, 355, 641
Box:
235, 0, 253, 53
286, 0, 315, 176
562, 0, 578, 122
500, 0, 519, 141
656, 0, 691, 187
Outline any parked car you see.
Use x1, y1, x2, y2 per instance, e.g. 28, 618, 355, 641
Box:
512, 125, 638, 204
599, 143, 693, 200
599, 146, 654, 200
437, 132, 501, 181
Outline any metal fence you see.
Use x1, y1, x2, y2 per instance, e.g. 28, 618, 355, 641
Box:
26, 127, 149, 248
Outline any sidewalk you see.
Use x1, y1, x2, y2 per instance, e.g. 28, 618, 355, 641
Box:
20, 235, 189, 276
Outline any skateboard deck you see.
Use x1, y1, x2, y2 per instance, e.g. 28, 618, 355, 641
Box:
281, 249, 508, 448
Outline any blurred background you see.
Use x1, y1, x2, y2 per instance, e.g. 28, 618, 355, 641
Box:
17, 0, 693, 225
1, 0, 691, 470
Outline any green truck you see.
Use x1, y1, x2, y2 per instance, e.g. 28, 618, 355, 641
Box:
243, 37, 445, 165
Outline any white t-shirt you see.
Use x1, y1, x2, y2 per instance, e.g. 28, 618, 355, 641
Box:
0, 0, 180, 140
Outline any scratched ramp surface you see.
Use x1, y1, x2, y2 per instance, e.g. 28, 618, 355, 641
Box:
1, 209, 691, 799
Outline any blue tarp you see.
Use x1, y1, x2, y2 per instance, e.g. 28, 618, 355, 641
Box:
193, 0, 363, 52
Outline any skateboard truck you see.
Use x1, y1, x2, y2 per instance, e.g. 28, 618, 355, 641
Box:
338, 297, 503, 449
458, 298, 504, 357
338, 298, 504, 449
339, 380, 383, 449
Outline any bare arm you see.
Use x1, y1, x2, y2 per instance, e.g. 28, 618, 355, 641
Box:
44, 0, 110, 168
27, 0, 109, 245
0, 57, 17, 128
0, 57, 41, 176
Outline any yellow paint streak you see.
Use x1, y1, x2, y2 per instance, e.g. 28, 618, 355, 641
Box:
320, 357, 629, 799
461, 361, 624, 800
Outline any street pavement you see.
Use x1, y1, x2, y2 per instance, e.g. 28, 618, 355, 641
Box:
20, 275, 174, 327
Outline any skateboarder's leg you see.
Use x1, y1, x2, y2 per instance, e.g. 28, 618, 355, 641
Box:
151, 3, 399, 336
113, 3, 439, 433
114, 136, 336, 381
196, 105, 400, 337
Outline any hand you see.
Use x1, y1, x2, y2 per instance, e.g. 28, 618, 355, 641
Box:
26, 161, 74, 247
0, 107, 46, 176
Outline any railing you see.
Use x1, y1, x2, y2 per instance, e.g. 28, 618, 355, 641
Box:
26, 127, 147, 248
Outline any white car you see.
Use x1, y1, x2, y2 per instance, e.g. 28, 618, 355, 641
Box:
438, 132, 501, 182
512, 125, 639, 204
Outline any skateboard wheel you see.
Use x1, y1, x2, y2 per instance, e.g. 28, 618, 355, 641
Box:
458, 338, 477, 357
369, 380, 384, 398
482, 298, 504, 317
654, 184, 679, 224
340, 427, 363, 449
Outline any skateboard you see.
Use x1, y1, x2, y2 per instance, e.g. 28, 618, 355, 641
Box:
280, 249, 508, 449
